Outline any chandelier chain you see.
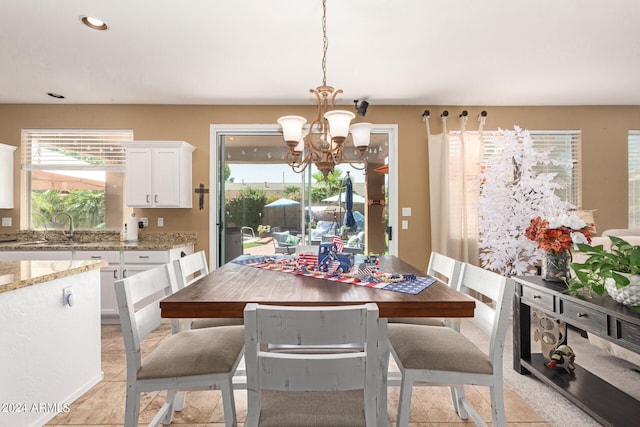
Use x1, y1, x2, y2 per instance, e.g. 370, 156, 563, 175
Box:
321, 0, 328, 87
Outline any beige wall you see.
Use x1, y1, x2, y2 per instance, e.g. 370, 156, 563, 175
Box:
0, 104, 638, 269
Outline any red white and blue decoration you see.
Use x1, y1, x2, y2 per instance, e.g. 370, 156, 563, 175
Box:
232, 252, 436, 295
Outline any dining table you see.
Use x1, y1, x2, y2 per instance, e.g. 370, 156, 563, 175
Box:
160, 255, 476, 426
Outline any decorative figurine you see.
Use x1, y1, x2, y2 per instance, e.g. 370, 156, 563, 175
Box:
546, 344, 576, 373
318, 242, 352, 273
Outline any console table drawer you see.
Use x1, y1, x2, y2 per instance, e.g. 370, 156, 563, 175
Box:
561, 300, 606, 334
521, 286, 554, 311
619, 320, 640, 348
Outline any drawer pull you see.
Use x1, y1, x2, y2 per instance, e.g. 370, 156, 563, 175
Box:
533, 295, 542, 299
139, 255, 150, 259
577, 313, 587, 318
91, 255, 102, 259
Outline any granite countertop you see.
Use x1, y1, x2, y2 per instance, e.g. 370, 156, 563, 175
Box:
0, 259, 108, 294
0, 231, 197, 251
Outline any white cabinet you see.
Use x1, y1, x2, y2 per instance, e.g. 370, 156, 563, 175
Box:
122, 141, 195, 208
0, 143, 17, 208
1, 244, 194, 323
75, 251, 121, 320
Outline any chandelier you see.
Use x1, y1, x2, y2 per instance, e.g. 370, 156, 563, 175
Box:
277, 0, 373, 180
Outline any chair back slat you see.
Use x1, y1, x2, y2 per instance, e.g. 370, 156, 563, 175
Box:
456, 263, 515, 362
115, 263, 177, 373
255, 304, 369, 345
258, 352, 366, 391
174, 251, 209, 289
427, 252, 462, 287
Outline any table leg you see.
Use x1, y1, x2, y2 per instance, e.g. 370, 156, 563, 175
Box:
377, 318, 391, 427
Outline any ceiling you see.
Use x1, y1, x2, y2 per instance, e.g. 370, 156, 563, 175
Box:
1, 0, 639, 106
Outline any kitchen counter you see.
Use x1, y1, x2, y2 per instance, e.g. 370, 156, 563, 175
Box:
0, 259, 104, 426
0, 231, 197, 251
0, 259, 107, 294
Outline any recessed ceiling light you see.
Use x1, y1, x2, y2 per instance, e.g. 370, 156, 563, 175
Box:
80, 15, 108, 31
47, 92, 65, 99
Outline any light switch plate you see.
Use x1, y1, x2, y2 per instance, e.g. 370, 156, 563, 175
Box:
157, 217, 164, 227
402, 207, 412, 217
402, 220, 409, 230
1, 217, 11, 227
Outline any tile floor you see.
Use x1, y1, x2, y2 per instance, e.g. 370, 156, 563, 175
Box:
46, 322, 551, 426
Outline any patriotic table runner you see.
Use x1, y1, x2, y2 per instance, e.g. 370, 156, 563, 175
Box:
232, 254, 436, 295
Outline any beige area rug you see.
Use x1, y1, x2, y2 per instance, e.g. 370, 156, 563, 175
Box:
460, 316, 640, 426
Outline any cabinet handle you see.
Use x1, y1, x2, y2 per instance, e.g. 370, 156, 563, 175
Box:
91, 255, 102, 259
139, 255, 150, 259
123, 269, 127, 278
577, 312, 587, 318
154, 194, 158, 203
146, 195, 150, 203
533, 295, 542, 299
113, 270, 118, 279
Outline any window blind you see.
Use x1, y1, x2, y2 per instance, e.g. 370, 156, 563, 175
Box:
629, 131, 640, 228
21, 129, 132, 171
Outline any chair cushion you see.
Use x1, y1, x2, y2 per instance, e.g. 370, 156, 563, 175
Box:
387, 324, 493, 374
191, 317, 244, 329
258, 390, 365, 427
138, 325, 244, 380
388, 317, 446, 327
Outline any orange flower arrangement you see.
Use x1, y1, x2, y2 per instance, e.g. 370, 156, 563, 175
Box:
526, 214, 594, 253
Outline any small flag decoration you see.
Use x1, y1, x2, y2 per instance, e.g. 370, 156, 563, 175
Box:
332, 235, 344, 252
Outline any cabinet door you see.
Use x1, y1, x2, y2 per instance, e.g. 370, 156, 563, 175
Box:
126, 147, 153, 207
100, 265, 120, 318
152, 147, 181, 207
0, 143, 16, 208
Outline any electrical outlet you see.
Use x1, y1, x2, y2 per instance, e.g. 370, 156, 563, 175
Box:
63, 286, 74, 307
157, 217, 164, 227
140, 217, 149, 227
1, 217, 11, 227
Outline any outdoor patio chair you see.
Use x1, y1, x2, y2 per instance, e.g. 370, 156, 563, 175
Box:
387, 263, 515, 427
272, 230, 297, 254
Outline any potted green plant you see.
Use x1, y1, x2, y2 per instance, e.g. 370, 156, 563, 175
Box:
567, 236, 640, 307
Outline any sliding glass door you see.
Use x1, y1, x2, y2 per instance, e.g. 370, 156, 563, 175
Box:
210, 124, 394, 268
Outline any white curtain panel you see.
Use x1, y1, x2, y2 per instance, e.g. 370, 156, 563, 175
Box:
427, 114, 484, 265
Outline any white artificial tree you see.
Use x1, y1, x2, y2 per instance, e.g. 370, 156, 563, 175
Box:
478, 126, 572, 276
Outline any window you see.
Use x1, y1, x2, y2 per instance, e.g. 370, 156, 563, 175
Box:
483, 130, 582, 207
21, 129, 132, 230
629, 131, 640, 228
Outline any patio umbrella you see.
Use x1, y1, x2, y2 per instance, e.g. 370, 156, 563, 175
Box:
264, 197, 300, 229
322, 193, 366, 203
343, 172, 356, 231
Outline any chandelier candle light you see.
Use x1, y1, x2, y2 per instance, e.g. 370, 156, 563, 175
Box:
277, 0, 373, 180
525, 213, 594, 281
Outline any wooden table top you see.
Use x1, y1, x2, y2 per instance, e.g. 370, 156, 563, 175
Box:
160, 256, 476, 319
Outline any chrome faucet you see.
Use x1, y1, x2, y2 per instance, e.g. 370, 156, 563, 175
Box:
51, 211, 75, 241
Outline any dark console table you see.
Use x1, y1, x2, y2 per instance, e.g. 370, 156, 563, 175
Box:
513, 276, 640, 427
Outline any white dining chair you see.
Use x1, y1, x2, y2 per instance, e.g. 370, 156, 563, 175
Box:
173, 251, 243, 329
387, 263, 515, 427
243, 303, 380, 427
389, 251, 462, 327
115, 262, 245, 427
